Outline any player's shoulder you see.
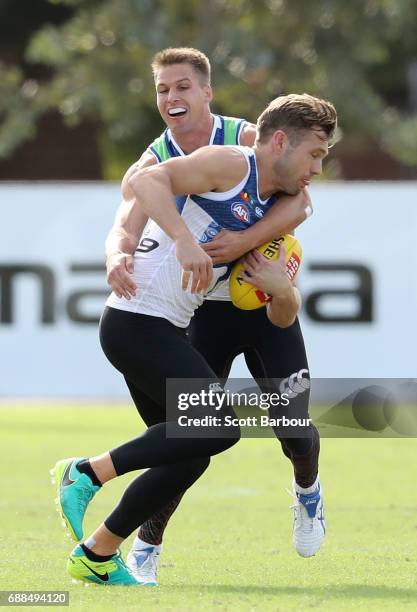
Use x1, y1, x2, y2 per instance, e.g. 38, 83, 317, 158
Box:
186, 145, 251, 188
239, 122, 257, 146
220, 114, 246, 128
217, 114, 246, 146
124, 150, 157, 177
121, 151, 157, 196
147, 129, 171, 162
218, 113, 256, 145
193, 144, 251, 164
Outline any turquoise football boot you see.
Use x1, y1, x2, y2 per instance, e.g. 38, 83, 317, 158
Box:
50, 457, 100, 541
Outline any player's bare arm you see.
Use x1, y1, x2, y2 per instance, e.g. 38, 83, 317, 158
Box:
128, 146, 248, 293
241, 246, 301, 328
105, 151, 156, 299
201, 188, 312, 264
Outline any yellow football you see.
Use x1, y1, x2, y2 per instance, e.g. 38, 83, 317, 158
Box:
229, 234, 302, 310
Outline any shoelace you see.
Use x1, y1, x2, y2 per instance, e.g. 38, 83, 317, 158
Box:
286, 488, 316, 529
286, 487, 300, 511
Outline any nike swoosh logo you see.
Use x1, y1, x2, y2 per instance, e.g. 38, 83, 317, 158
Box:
80, 559, 109, 582
62, 462, 75, 487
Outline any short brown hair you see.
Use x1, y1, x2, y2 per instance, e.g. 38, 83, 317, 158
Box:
151, 47, 211, 84
256, 94, 337, 144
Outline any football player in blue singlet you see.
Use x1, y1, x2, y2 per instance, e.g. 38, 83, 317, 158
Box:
51, 50, 336, 587
104, 48, 317, 583
52, 91, 336, 586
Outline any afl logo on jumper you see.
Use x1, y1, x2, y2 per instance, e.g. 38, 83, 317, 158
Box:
231, 202, 250, 223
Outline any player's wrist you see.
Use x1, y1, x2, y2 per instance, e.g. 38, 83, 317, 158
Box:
243, 227, 263, 252
107, 250, 128, 261
173, 229, 196, 244
269, 279, 294, 301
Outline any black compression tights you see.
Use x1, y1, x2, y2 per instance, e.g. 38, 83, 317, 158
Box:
136, 303, 320, 545
189, 300, 315, 461
99, 307, 240, 538
99, 306, 319, 541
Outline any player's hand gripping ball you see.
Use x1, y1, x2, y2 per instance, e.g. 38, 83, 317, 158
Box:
229, 234, 302, 310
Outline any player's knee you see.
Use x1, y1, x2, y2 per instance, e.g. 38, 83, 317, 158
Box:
214, 426, 241, 453
187, 455, 211, 479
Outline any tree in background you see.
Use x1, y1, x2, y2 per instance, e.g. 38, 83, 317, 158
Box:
1, 0, 416, 179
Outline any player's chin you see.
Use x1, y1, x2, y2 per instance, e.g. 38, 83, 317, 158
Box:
286, 184, 302, 196
166, 113, 189, 129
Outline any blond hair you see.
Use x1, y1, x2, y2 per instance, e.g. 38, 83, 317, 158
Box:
151, 47, 211, 84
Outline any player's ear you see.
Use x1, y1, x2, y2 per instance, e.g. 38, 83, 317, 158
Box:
204, 84, 213, 103
271, 130, 288, 153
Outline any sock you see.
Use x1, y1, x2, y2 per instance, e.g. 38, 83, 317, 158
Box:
77, 460, 102, 487
132, 535, 162, 552
294, 474, 319, 495
81, 543, 114, 562
137, 494, 183, 545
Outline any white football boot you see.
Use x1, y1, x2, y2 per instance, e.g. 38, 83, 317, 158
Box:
289, 477, 325, 557
126, 543, 162, 586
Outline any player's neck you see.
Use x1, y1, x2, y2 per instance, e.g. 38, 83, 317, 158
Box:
254, 148, 285, 198
171, 113, 214, 154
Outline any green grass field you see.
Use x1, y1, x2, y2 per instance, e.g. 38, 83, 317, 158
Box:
0, 404, 416, 611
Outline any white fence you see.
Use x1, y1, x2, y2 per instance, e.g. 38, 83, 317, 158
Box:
0, 182, 416, 397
